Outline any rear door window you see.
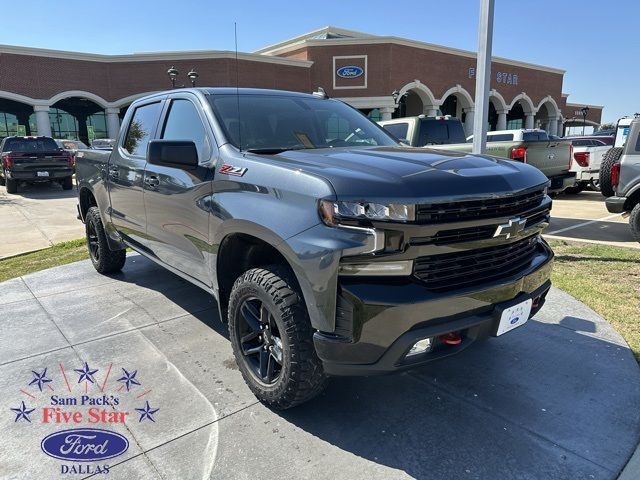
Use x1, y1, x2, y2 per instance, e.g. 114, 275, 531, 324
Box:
382, 122, 409, 141
418, 119, 466, 145
123, 102, 162, 157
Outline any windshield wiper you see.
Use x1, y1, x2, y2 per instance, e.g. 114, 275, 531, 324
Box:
245, 147, 308, 155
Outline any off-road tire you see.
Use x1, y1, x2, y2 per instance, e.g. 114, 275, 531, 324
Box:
5, 178, 17, 194
599, 147, 623, 198
62, 176, 73, 190
228, 266, 328, 409
85, 206, 126, 274
630, 203, 640, 243
563, 183, 586, 195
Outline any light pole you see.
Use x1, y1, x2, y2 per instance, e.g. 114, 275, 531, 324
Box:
187, 68, 199, 87
581, 106, 589, 136
167, 66, 179, 89
472, 0, 495, 155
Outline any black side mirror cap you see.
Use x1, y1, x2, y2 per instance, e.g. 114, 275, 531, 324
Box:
148, 140, 198, 169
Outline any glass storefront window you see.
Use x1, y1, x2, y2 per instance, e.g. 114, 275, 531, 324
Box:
0, 112, 19, 137
88, 111, 108, 139
49, 108, 79, 140
367, 109, 381, 122
506, 119, 523, 129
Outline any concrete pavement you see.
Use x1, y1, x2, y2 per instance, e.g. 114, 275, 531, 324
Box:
0, 181, 83, 259
2, 253, 639, 479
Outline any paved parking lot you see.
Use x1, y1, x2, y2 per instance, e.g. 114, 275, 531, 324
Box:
2, 254, 640, 479
0, 185, 636, 260
0, 182, 83, 259
546, 191, 637, 248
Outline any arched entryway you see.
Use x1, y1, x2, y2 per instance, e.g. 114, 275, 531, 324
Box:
49, 97, 108, 145
508, 94, 536, 130
535, 97, 560, 135
0, 98, 38, 137
393, 81, 439, 118
439, 86, 474, 135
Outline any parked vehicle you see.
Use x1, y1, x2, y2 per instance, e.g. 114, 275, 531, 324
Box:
0, 136, 75, 193
604, 116, 640, 241
55, 139, 88, 153
378, 115, 466, 145
566, 135, 614, 146
600, 116, 637, 197
564, 138, 611, 193
380, 118, 574, 193
90, 138, 115, 150
76, 88, 554, 409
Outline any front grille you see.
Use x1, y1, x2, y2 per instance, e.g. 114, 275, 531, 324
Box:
414, 235, 541, 290
411, 206, 551, 246
415, 188, 546, 224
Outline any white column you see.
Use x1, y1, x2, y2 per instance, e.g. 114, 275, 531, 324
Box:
525, 114, 534, 130
557, 117, 564, 137
548, 117, 558, 136
33, 105, 52, 137
497, 111, 507, 131
464, 108, 475, 136
106, 107, 121, 139
425, 107, 439, 117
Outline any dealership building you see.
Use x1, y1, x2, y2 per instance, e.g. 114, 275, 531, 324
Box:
0, 26, 603, 144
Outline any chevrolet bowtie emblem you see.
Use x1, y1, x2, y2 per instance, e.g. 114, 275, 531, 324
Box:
493, 217, 527, 240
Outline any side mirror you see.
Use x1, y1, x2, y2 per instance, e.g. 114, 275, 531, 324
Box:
148, 140, 198, 169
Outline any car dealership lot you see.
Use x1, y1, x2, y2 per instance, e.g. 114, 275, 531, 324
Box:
2, 253, 639, 479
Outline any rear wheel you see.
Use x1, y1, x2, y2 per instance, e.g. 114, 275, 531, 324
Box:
61, 176, 73, 190
228, 266, 328, 409
85, 206, 126, 274
630, 203, 640, 243
0, 170, 5, 186
5, 178, 17, 194
599, 147, 623, 197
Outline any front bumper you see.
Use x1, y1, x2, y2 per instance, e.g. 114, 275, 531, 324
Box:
606, 196, 627, 214
314, 240, 553, 376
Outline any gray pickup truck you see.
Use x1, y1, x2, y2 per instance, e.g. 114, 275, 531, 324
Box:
379, 116, 575, 193
75, 88, 554, 409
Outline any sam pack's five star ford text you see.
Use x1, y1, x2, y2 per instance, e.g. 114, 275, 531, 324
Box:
75, 88, 554, 409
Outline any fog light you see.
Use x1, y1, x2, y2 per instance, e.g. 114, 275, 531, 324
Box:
406, 337, 433, 357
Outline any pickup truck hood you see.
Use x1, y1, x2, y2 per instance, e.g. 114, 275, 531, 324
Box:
257, 146, 548, 201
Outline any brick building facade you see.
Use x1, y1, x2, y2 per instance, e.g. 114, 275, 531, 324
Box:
0, 26, 602, 143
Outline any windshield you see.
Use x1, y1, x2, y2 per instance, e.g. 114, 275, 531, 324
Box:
208, 94, 398, 151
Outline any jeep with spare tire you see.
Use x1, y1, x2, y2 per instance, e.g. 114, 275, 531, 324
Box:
604, 116, 640, 241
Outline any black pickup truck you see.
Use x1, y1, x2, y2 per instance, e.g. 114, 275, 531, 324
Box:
0, 136, 75, 193
75, 88, 554, 409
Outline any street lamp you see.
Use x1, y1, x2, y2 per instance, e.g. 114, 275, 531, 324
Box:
167, 66, 179, 88
581, 106, 590, 136
187, 68, 199, 87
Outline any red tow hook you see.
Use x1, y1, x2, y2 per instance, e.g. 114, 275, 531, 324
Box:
440, 332, 462, 346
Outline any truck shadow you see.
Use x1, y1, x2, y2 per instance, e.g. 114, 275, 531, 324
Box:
4, 182, 78, 200
111, 255, 639, 479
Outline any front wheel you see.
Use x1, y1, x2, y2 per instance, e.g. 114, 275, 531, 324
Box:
228, 266, 328, 409
85, 206, 126, 274
630, 203, 640, 243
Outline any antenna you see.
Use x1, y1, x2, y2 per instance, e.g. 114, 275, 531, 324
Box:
234, 22, 242, 152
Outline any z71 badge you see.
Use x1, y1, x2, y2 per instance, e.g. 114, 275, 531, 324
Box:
219, 164, 247, 177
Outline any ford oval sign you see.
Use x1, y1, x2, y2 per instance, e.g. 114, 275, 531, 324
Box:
41, 428, 129, 462
336, 66, 364, 78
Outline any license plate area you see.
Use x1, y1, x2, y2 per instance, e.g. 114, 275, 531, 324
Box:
37, 171, 49, 177
493, 298, 533, 336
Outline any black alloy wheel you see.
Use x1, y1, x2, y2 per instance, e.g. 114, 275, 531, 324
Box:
237, 297, 283, 384
87, 218, 100, 263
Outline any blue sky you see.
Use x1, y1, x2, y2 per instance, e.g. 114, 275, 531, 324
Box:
5, 0, 637, 123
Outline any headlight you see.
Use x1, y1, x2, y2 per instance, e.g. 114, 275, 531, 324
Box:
319, 199, 415, 225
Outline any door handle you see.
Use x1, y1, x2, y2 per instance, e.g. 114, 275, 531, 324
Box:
144, 175, 160, 188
